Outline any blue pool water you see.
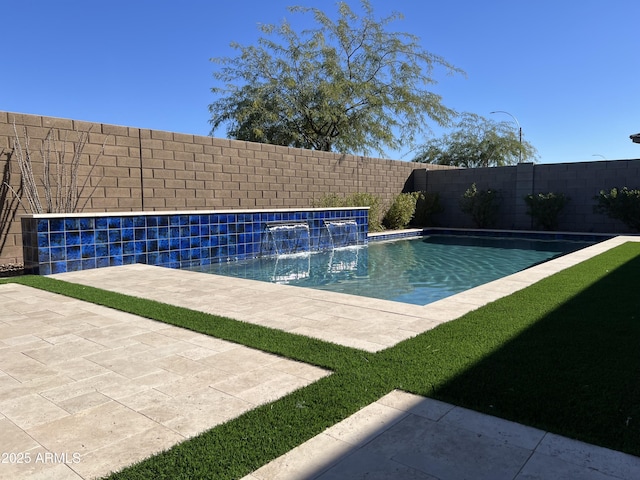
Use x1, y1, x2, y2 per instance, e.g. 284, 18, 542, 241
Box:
187, 235, 594, 305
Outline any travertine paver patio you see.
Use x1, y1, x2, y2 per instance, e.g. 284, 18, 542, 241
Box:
0, 283, 328, 479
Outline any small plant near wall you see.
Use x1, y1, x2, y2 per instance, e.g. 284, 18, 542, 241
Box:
382, 192, 418, 230
524, 192, 569, 231
4, 122, 107, 214
459, 183, 502, 228
412, 191, 443, 227
594, 187, 640, 232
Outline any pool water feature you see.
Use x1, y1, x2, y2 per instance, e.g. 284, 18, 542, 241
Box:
188, 234, 595, 306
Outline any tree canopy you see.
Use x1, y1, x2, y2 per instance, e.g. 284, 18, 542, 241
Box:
209, 1, 464, 155
412, 113, 538, 167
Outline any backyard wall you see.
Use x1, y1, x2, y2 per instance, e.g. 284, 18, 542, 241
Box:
0, 111, 442, 265
414, 160, 640, 232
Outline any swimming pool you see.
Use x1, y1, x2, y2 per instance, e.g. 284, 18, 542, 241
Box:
187, 234, 596, 305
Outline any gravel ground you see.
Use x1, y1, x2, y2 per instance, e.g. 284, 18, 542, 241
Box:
0, 263, 25, 277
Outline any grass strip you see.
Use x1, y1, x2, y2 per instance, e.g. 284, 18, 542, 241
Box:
3, 242, 639, 478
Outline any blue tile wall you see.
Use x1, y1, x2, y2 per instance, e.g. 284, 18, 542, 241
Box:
21, 209, 369, 275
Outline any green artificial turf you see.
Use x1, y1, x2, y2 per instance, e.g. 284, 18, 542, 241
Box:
3, 241, 640, 478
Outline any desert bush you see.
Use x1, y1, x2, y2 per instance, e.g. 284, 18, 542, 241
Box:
383, 192, 418, 230
411, 191, 443, 226
459, 183, 502, 228
594, 187, 640, 232
524, 192, 569, 231
314, 192, 384, 232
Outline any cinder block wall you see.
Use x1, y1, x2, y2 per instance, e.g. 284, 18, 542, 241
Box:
415, 160, 640, 232
1, 111, 447, 264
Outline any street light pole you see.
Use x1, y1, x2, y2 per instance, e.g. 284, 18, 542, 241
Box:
491, 110, 522, 163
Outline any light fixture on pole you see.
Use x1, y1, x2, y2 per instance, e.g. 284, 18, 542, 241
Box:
491, 110, 522, 163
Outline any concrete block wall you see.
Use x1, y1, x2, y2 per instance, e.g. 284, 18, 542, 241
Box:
415, 159, 640, 232
1, 111, 446, 264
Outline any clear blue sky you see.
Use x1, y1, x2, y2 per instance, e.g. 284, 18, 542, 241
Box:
3, 0, 638, 164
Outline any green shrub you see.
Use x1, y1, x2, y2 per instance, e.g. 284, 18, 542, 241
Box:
383, 193, 418, 230
412, 191, 443, 227
594, 187, 640, 232
459, 183, 502, 228
313, 192, 384, 232
524, 192, 569, 231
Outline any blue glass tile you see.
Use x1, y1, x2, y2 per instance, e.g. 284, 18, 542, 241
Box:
96, 256, 110, 268
108, 230, 122, 243
64, 218, 80, 230
225, 214, 236, 223
95, 217, 108, 229
210, 214, 221, 224
210, 236, 219, 247
219, 224, 228, 235
110, 256, 123, 266
66, 246, 81, 260
133, 216, 146, 228
161, 251, 172, 264
123, 242, 135, 255
95, 244, 109, 258
81, 231, 94, 245
135, 228, 146, 241
37, 219, 50, 232
200, 224, 210, 236
81, 244, 96, 258
135, 253, 147, 264
50, 246, 66, 262
190, 225, 199, 236
147, 252, 159, 265
147, 216, 158, 227
189, 215, 200, 225
147, 227, 158, 240
157, 216, 169, 226
169, 226, 180, 238
66, 260, 82, 272
190, 249, 201, 260
122, 217, 134, 228
107, 217, 121, 229
169, 216, 181, 226
37, 233, 49, 248
122, 255, 135, 265
180, 226, 190, 237
158, 239, 169, 251
158, 227, 169, 239
180, 238, 190, 250
49, 219, 65, 232
169, 251, 180, 263
201, 236, 210, 248
38, 248, 51, 263
211, 225, 220, 235
190, 237, 201, 248
199, 256, 211, 266
80, 217, 95, 230
122, 228, 134, 242
211, 246, 219, 259
94, 230, 108, 244
169, 238, 180, 250
109, 243, 122, 257
52, 261, 67, 274
49, 232, 65, 247
146, 240, 158, 252
134, 241, 146, 254
82, 258, 96, 270
65, 231, 80, 246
